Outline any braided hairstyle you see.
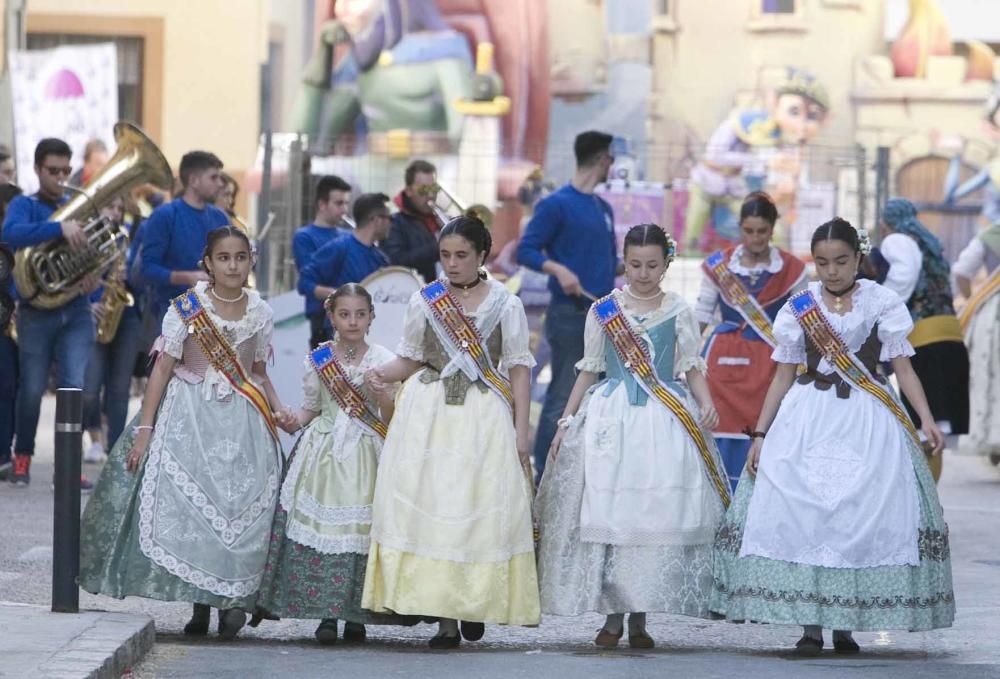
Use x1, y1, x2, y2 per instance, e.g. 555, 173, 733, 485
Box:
323, 282, 375, 315
622, 223, 676, 264
200, 225, 253, 287
740, 191, 779, 228
810, 217, 869, 256
439, 215, 492, 278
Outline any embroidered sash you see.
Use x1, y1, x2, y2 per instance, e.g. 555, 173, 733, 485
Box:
958, 268, 1000, 332
789, 291, 920, 446
704, 250, 778, 347
420, 280, 513, 410
309, 342, 388, 440
172, 290, 279, 443
593, 295, 731, 508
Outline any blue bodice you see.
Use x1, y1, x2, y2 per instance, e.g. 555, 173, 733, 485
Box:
600, 315, 682, 406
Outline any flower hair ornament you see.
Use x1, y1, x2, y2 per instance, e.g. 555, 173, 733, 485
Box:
856, 227, 872, 256
664, 231, 678, 264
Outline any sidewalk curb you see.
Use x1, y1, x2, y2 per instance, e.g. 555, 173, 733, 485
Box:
2, 602, 155, 679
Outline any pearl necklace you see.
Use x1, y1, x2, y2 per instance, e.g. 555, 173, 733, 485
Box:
209, 287, 246, 304
624, 285, 663, 301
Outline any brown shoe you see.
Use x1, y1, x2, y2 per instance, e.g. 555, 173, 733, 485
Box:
628, 630, 655, 649
594, 627, 623, 648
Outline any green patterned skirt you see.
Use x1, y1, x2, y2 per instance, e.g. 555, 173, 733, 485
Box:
710, 447, 955, 632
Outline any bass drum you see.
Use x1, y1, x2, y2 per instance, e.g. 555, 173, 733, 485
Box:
359, 266, 425, 351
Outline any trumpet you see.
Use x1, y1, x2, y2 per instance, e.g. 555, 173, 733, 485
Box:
420, 183, 493, 229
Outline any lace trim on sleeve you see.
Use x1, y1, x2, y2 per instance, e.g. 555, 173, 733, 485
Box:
575, 357, 605, 373
879, 338, 915, 362
771, 344, 806, 364
676, 354, 708, 375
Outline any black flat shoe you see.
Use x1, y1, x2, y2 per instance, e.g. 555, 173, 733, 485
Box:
342, 622, 367, 643
248, 607, 280, 628
218, 609, 247, 640
428, 632, 461, 650
833, 637, 860, 654
793, 635, 824, 657
183, 604, 211, 636
315, 619, 339, 645
460, 621, 485, 641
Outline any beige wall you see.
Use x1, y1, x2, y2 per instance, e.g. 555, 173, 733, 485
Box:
650, 0, 888, 176
16, 0, 269, 177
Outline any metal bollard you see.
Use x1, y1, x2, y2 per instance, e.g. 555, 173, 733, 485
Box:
52, 388, 83, 613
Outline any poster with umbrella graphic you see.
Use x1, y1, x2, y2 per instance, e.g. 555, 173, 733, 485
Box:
9, 43, 118, 194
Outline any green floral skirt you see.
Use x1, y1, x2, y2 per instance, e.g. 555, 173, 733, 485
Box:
710, 448, 955, 632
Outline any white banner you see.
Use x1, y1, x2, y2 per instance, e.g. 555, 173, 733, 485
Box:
8, 43, 118, 194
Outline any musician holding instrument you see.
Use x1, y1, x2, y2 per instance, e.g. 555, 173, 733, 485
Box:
298, 193, 392, 346
384, 160, 441, 284
1, 138, 97, 488
293, 175, 353, 348
82, 194, 143, 464
517, 130, 619, 480
139, 151, 229, 335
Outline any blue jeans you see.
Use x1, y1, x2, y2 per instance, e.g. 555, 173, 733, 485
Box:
0, 334, 17, 462
83, 309, 141, 450
532, 301, 588, 481
14, 296, 96, 456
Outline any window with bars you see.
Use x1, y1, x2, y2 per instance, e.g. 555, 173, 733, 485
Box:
762, 0, 797, 12
26, 33, 143, 124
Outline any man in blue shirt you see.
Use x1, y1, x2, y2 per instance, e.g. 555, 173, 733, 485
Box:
298, 192, 392, 345
292, 175, 352, 347
140, 151, 229, 333
2, 138, 96, 487
518, 130, 617, 479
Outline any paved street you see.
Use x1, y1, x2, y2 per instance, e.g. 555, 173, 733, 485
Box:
2, 395, 1000, 677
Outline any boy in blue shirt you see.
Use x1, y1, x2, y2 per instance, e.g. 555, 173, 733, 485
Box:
140, 151, 229, 333
518, 130, 618, 480
292, 175, 352, 347
298, 193, 392, 346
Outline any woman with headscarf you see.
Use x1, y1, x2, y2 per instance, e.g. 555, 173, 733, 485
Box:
879, 198, 969, 478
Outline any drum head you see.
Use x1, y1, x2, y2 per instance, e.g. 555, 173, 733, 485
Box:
359, 266, 424, 351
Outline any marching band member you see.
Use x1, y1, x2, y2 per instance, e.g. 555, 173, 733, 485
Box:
257, 284, 404, 645
536, 224, 729, 649
292, 175, 353, 348
79, 226, 286, 640
697, 192, 806, 490
953, 222, 1000, 462
2, 138, 96, 488
362, 216, 540, 649
711, 219, 954, 655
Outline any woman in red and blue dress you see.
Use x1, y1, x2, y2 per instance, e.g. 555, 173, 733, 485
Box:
696, 192, 806, 490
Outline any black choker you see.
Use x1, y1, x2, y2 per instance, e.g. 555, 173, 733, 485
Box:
823, 281, 857, 298
450, 278, 481, 290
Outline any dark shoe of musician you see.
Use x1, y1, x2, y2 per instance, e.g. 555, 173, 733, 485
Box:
342, 622, 367, 643
183, 603, 211, 636
459, 620, 485, 641
218, 608, 247, 640
0, 457, 11, 482
315, 618, 339, 645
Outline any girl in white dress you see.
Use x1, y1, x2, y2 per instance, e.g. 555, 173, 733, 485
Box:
536, 224, 729, 649
711, 218, 954, 656
80, 226, 286, 640
362, 216, 540, 649
256, 284, 399, 644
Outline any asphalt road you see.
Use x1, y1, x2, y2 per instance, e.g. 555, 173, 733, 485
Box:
3, 395, 1000, 678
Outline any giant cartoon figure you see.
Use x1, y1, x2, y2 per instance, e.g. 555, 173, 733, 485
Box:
684, 68, 829, 253
942, 80, 1000, 226
294, 0, 473, 153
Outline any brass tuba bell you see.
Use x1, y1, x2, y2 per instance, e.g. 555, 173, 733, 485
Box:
12, 122, 173, 310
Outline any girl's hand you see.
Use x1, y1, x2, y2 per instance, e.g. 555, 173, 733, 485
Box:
516, 429, 531, 469
275, 408, 299, 434
365, 368, 386, 393
747, 437, 764, 478
922, 420, 946, 456
548, 428, 566, 463
699, 401, 719, 430
126, 430, 152, 473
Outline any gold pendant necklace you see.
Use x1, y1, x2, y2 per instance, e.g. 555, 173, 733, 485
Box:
824, 282, 856, 313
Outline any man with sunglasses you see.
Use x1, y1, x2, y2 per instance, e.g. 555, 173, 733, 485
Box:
384, 159, 441, 284
1, 138, 96, 488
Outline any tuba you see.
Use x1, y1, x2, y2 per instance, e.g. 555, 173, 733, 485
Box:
12, 122, 173, 310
